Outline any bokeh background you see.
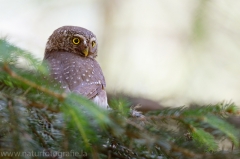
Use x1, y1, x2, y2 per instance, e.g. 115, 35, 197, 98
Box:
1, 0, 240, 107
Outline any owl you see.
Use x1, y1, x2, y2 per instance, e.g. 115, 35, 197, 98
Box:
43, 26, 108, 109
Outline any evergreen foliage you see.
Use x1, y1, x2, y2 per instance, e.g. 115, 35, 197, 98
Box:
0, 39, 240, 158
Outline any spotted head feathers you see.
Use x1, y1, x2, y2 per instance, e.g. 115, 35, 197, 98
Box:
45, 26, 98, 58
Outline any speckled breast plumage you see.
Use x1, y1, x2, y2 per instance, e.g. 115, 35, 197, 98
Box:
45, 51, 108, 108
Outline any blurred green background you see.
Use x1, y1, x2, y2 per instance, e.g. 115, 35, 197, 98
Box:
1, 0, 240, 107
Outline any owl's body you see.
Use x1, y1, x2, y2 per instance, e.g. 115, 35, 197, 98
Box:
44, 26, 108, 108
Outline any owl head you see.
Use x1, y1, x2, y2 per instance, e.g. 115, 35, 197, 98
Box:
45, 26, 98, 58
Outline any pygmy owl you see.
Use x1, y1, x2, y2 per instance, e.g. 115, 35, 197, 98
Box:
43, 26, 108, 109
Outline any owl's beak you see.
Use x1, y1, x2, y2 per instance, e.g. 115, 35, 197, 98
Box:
82, 48, 89, 57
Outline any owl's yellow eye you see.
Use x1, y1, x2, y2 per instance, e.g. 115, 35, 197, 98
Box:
92, 41, 96, 47
72, 38, 80, 45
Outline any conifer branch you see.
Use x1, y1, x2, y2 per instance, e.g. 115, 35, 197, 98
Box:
3, 63, 66, 101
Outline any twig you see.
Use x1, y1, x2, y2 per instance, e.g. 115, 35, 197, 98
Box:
29, 124, 48, 149
3, 63, 66, 101
43, 130, 56, 140
0, 92, 60, 113
28, 102, 60, 113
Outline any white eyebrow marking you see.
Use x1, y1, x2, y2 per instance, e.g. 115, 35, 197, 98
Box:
90, 37, 96, 42
74, 34, 87, 45
63, 30, 67, 36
